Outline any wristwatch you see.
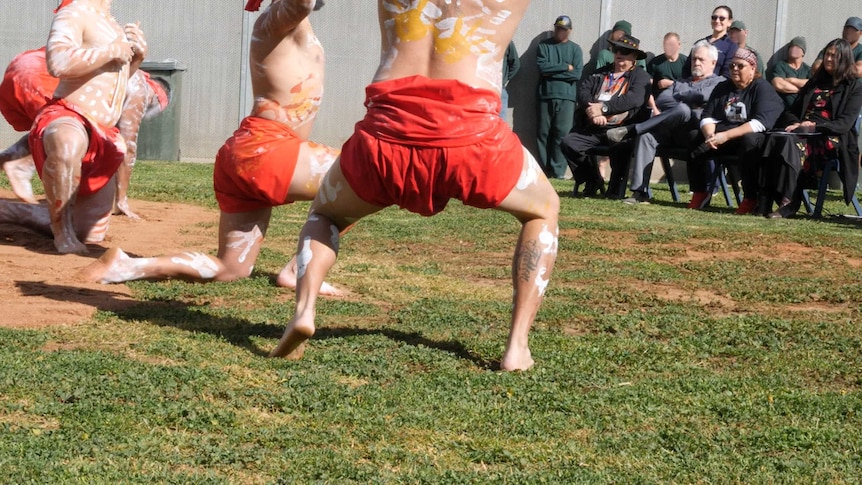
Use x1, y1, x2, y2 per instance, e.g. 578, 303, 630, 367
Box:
601, 103, 609, 114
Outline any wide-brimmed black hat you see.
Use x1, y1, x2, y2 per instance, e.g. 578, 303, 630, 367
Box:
608, 34, 647, 60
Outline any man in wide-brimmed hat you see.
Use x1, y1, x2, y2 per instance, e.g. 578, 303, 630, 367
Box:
560, 33, 651, 198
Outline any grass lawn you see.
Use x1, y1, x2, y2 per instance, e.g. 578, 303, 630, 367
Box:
1, 161, 861, 483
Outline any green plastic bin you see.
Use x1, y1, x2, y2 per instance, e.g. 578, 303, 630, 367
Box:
136, 59, 186, 161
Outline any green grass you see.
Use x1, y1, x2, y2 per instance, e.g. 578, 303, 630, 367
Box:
2, 161, 861, 483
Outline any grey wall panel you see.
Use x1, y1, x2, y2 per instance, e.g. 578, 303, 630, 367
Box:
783, 1, 861, 64
111, 1, 243, 161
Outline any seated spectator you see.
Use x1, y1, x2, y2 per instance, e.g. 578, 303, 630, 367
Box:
770, 36, 812, 110
759, 39, 862, 218
728, 20, 765, 76
683, 5, 738, 78
560, 34, 651, 197
647, 32, 687, 98
606, 40, 726, 204
812, 17, 862, 78
687, 47, 783, 212
594, 20, 646, 71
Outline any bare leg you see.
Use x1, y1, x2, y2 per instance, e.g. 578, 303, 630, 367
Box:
40, 118, 90, 254
496, 148, 560, 371
113, 149, 139, 219
275, 256, 343, 296
275, 141, 343, 295
270, 160, 383, 359
0, 176, 116, 244
0, 199, 52, 235
114, 122, 140, 219
80, 208, 272, 284
0, 135, 38, 204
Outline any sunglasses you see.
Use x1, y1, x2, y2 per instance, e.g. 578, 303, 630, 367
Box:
728, 62, 748, 71
711, 15, 727, 21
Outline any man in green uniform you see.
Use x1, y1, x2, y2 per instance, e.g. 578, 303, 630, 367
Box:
728, 20, 765, 76
646, 32, 687, 112
595, 20, 646, 70
536, 15, 583, 179
770, 36, 811, 110
812, 17, 862, 77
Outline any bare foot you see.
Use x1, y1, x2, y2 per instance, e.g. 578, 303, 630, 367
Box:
269, 314, 315, 359
55, 235, 89, 255
500, 347, 534, 372
3, 159, 38, 204
276, 257, 343, 296
76, 247, 127, 283
114, 198, 141, 220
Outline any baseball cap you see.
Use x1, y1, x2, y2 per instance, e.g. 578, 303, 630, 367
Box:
554, 15, 572, 30
729, 20, 746, 31
845, 17, 862, 31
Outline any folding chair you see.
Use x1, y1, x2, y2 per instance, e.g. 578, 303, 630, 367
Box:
656, 146, 741, 207
799, 157, 862, 218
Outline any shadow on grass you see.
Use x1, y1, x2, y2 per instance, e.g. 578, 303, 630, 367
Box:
15, 281, 495, 369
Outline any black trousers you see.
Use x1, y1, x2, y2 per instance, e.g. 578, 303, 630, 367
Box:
688, 132, 766, 198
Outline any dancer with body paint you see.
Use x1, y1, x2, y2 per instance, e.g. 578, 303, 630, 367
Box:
0, 0, 146, 254
270, 0, 560, 372
81, 0, 341, 293
0, 45, 169, 218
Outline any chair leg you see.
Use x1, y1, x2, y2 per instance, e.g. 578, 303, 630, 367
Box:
660, 156, 680, 202
717, 167, 734, 208
851, 195, 862, 217
801, 189, 814, 215
812, 161, 833, 218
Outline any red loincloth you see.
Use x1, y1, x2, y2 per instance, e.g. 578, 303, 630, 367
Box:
28, 99, 125, 197
339, 75, 523, 216
213, 116, 303, 213
0, 47, 59, 132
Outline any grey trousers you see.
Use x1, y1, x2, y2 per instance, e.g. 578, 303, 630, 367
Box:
629, 103, 695, 193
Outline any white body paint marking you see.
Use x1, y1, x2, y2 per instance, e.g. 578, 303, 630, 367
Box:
100, 249, 153, 283
538, 224, 559, 255
170, 252, 220, 279
225, 225, 263, 264
297, 237, 313, 278
516, 154, 539, 191
535, 267, 549, 297
318, 177, 343, 205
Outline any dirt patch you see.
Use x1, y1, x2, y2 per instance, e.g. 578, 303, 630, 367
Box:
0, 189, 218, 329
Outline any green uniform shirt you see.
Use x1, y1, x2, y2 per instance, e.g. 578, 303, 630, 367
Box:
536, 39, 583, 101
646, 53, 688, 95
769, 60, 812, 109
595, 48, 647, 71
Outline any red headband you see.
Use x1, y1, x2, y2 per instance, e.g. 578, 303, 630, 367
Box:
733, 48, 757, 68
54, 0, 73, 13
245, 0, 264, 11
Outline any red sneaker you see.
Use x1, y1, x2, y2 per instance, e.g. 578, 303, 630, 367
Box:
735, 198, 758, 215
687, 192, 711, 209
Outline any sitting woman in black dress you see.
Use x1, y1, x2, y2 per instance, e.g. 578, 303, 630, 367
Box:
760, 38, 862, 218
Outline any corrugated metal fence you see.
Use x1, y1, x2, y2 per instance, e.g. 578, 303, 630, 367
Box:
1, 1, 859, 161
